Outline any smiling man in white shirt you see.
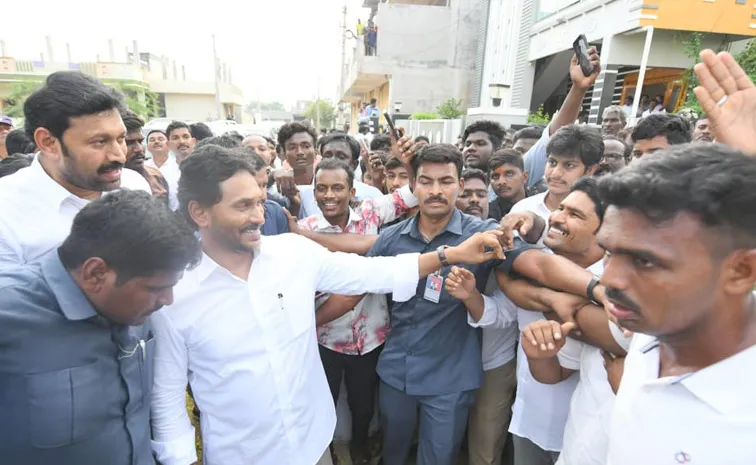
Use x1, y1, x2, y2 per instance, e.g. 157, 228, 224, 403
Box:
149, 145, 506, 465
0, 71, 150, 267
597, 144, 756, 465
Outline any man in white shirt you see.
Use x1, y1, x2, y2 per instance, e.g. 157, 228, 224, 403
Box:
165, 121, 196, 165
149, 145, 506, 465
0, 71, 151, 267
598, 144, 756, 465
145, 129, 180, 210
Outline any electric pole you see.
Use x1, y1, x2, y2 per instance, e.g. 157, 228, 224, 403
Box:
212, 35, 222, 120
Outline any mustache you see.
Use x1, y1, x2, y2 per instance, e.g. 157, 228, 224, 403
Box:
464, 204, 482, 212
605, 287, 641, 313
240, 224, 261, 232
98, 162, 123, 173
425, 196, 448, 204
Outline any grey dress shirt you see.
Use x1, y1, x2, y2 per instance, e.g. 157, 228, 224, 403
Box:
0, 251, 155, 465
367, 209, 530, 396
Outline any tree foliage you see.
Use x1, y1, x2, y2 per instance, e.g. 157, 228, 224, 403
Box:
735, 39, 756, 84
410, 112, 439, 120
3, 80, 44, 118
304, 99, 336, 129
679, 32, 706, 115
528, 105, 551, 125
436, 98, 465, 119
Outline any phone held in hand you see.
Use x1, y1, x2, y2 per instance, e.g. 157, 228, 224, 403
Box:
383, 112, 401, 140
572, 34, 594, 77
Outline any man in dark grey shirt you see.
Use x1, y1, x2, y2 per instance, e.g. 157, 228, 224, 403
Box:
0, 190, 200, 465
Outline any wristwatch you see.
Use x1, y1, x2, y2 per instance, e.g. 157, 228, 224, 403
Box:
587, 277, 601, 304
437, 245, 451, 267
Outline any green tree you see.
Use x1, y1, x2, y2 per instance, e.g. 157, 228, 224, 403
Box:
528, 105, 551, 125
735, 39, 756, 84
409, 112, 439, 120
304, 99, 336, 129
107, 81, 161, 119
436, 98, 465, 119
3, 80, 44, 118
679, 32, 706, 115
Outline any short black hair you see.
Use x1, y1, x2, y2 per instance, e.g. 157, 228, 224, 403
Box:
631, 114, 691, 145
277, 121, 318, 148
190, 122, 214, 141
23, 71, 126, 141
598, 143, 756, 256
236, 147, 268, 173
166, 121, 191, 139
385, 156, 404, 171
370, 134, 391, 152
178, 145, 257, 229
569, 176, 604, 227
121, 110, 144, 133
58, 190, 200, 282
489, 149, 525, 172
0, 153, 33, 178
411, 143, 463, 178
415, 135, 430, 144
513, 126, 543, 143
547, 125, 603, 167
314, 157, 355, 188
4, 129, 36, 155
603, 134, 632, 160
319, 133, 361, 164
195, 134, 241, 150
461, 168, 489, 186
463, 120, 506, 150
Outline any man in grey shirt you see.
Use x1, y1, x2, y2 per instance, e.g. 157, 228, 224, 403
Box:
0, 190, 200, 465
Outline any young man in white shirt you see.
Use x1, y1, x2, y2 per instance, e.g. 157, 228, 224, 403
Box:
145, 129, 180, 210
149, 145, 506, 465
0, 71, 151, 267
597, 144, 756, 465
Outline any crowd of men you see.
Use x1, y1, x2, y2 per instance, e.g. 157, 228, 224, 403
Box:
0, 45, 754, 465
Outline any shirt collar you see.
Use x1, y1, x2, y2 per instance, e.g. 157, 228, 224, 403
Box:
400, 208, 463, 240
40, 250, 98, 321
30, 155, 82, 211
313, 208, 362, 230
195, 252, 226, 283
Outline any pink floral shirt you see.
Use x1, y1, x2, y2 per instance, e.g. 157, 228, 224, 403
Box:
298, 185, 417, 355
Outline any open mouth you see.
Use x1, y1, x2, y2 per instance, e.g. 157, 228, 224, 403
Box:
547, 226, 567, 237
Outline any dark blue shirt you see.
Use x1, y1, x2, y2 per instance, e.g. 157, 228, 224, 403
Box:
367, 209, 527, 396
263, 199, 290, 236
0, 251, 155, 465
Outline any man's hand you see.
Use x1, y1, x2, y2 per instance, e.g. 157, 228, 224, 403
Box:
694, 49, 756, 154
601, 350, 626, 394
391, 129, 423, 169
274, 170, 300, 198
547, 292, 590, 326
283, 208, 302, 235
446, 230, 506, 265
570, 46, 601, 91
445, 266, 477, 300
522, 320, 576, 359
498, 210, 543, 248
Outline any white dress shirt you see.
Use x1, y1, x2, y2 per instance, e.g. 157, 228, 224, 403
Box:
554, 260, 633, 465
608, 329, 756, 465
145, 153, 180, 211
150, 233, 421, 465
468, 275, 519, 371
0, 156, 151, 266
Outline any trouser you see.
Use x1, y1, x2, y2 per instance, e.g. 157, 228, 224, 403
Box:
379, 380, 476, 465
316, 448, 334, 465
468, 359, 518, 465
319, 345, 382, 457
512, 435, 560, 465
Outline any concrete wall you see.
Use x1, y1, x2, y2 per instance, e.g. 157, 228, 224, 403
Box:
164, 94, 218, 121
609, 29, 738, 69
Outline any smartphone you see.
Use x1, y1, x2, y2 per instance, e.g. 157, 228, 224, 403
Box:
572, 34, 594, 77
383, 112, 401, 140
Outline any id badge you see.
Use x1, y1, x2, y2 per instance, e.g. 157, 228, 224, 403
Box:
423, 273, 443, 303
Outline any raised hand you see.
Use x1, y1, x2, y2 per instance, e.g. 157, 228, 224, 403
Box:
521, 320, 576, 359
446, 230, 506, 265
498, 210, 542, 249
694, 50, 756, 154
570, 46, 601, 91
282, 208, 302, 235
445, 266, 477, 300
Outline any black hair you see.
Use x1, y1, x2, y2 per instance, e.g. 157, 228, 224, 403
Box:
195, 134, 241, 150
411, 143, 463, 178
370, 98, 377, 104
597, 143, 756, 255
513, 126, 543, 144
147, 129, 167, 140
569, 176, 604, 227
178, 144, 257, 229
277, 121, 318, 148
461, 168, 489, 186
121, 110, 144, 133
489, 149, 525, 172
415, 135, 430, 144
463, 120, 506, 150
166, 121, 191, 139
190, 122, 214, 141
23, 71, 126, 141
225, 130, 244, 143
370, 134, 391, 152
58, 190, 200, 282
319, 133, 361, 164
385, 156, 404, 171
547, 125, 603, 167
0, 153, 33, 178
631, 114, 691, 145
314, 157, 355, 188
236, 147, 268, 172
4, 129, 36, 154
603, 134, 632, 160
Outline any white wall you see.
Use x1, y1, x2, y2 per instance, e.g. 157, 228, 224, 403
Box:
164, 94, 217, 122
479, 0, 523, 108
609, 29, 737, 69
